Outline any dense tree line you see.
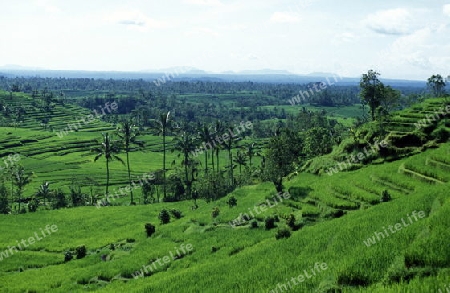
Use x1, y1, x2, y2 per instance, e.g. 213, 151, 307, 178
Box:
0, 72, 443, 213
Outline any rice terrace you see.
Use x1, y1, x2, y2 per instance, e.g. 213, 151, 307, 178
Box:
0, 1, 450, 292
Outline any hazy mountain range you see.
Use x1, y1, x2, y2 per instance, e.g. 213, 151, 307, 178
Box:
0, 65, 427, 88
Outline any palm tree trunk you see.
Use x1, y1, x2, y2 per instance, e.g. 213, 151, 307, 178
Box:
204, 151, 208, 174
184, 155, 189, 188
216, 149, 219, 171
126, 150, 133, 204
10, 175, 13, 212
106, 159, 110, 203
211, 149, 215, 172
18, 190, 21, 211
163, 129, 167, 199
229, 149, 233, 186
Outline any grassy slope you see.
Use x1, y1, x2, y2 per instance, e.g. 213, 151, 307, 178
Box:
0, 144, 448, 292
0, 92, 449, 292
0, 91, 247, 201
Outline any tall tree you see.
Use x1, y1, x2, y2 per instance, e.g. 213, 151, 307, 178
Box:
172, 131, 197, 199
214, 120, 225, 171
222, 127, 240, 187
12, 165, 32, 212
197, 123, 212, 174
262, 129, 302, 193
117, 119, 144, 205
36, 181, 51, 208
380, 84, 400, 114
427, 74, 446, 97
360, 70, 383, 121
235, 150, 247, 174
92, 133, 124, 203
303, 127, 332, 158
243, 142, 260, 169
150, 112, 176, 199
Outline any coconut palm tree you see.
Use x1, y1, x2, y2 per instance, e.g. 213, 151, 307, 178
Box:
235, 150, 247, 174
149, 112, 177, 199
12, 165, 32, 212
36, 181, 51, 208
172, 131, 197, 199
214, 120, 225, 171
243, 142, 261, 169
92, 133, 124, 204
117, 119, 144, 205
222, 126, 240, 187
197, 123, 212, 174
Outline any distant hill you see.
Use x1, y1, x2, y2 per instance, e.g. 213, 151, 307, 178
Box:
0, 68, 427, 88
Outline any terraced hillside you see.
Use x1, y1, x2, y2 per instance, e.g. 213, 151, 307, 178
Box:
383, 98, 450, 155
0, 142, 448, 292
0, 91, 115, 132
0, 90, 449, 292
0, 91, 180, 197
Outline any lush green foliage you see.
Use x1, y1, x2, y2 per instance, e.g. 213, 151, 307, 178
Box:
0, 79, 448, 292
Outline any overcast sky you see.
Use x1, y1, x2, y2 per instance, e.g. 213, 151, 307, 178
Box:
0, 0, 449, 80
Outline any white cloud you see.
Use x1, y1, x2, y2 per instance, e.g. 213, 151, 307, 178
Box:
444, 4, 450, 16
105, 10, 167, 31
183, 0, 223, 7
270, 12, 300, 24
35, 0, 61, 14
376, 24, 450, 75
364, 8, 414, 35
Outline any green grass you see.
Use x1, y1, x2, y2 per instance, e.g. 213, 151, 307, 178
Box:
0, 143, 449, 292
0, 92, 449, 292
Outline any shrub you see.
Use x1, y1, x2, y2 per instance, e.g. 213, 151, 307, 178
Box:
170, 209, 183, 219
145, 223, 156, 237
337, 270, 370, 286
28, 198, 39, 213
69, 185, 86, 207
227, 196, 237, 208
286, 214, 296, 229
265, 216, 276, 230
159, 209, 170, 224
211, 207, 220, 219
64, 251, 73, 262
76, 245, 86, 259
52, 189, 67, 209
332, 209, 345, 218
275, 228, 291, 240
381, 190, 391, 202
